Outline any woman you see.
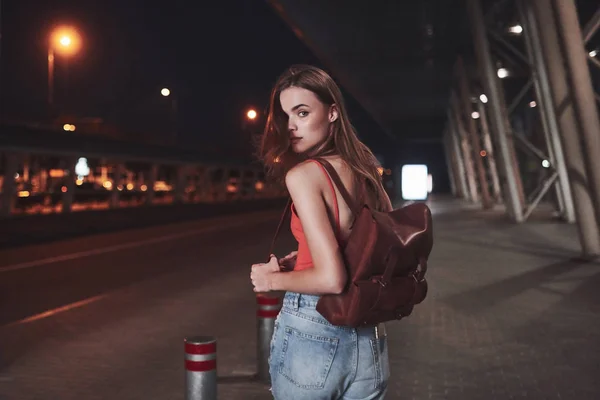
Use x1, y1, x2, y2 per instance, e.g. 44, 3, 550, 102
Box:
250, 64, 392, 399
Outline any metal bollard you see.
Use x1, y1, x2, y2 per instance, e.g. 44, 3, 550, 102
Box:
185, 336, 217, 400
256, 294, 281, 383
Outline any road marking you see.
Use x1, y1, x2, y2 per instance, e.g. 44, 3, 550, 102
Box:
0, 218, 254, 274
9, 294, 107, 326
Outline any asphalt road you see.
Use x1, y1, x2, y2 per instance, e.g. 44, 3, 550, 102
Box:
1, 197, 599, 400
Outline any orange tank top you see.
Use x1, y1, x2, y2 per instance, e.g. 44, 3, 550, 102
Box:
290, 160, 341, 271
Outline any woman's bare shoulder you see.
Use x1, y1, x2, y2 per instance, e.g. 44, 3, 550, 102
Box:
285, 160, 327, 191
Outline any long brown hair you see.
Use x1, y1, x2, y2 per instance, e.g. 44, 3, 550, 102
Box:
258, 64, 388, 211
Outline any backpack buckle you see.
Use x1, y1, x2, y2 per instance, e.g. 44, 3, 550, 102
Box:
371, 276, 388, 288
412, 269, 425, 283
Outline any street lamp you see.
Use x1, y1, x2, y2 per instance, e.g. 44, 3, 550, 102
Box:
160, 88, 177, 141
247, 109, 257, 120
48, 26, 81, 106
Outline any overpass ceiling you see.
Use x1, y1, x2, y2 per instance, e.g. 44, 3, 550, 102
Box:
268, 0, 473, 142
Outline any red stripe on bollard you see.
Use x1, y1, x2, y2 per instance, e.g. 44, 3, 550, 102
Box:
256, 295, 279, 305
185, 359, 217, 372
257, 309, 280, 318
185, 342, 217, 355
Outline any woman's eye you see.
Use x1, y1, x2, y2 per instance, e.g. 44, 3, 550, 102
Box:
298, 111, 308, 117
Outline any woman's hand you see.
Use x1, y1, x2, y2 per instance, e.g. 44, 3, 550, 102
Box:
278, 251, 298, 271
250, 255, 280, 292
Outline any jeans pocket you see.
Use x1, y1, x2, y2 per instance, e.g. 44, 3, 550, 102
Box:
369, 336, 389, 390
278, 326, 339, 389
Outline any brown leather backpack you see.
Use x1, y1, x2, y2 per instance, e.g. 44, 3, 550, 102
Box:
268, 158, 433, 328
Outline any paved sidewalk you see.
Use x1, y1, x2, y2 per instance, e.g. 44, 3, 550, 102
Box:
0, 197, 598, 399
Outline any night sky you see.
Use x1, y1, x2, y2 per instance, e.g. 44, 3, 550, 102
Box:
0, 0, 389, 156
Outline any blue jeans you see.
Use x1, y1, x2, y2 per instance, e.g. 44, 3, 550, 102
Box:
269, 292, 390, 399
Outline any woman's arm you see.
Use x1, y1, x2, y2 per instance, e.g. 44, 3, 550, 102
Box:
269, 162, 347, 295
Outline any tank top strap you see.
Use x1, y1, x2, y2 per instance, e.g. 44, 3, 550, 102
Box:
305, 159, 341, 239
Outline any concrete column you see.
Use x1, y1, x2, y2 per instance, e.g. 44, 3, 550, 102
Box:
146, 164, 158, 206
1, 153, 19, 217
62, 157, 76, 213
533, 0, 600, 257
110, 163, 124, 208
466, 0, 525, 222
477, 101, 502, 203
447, 110, 470, 200
203, 167, 214, 202
552, 0, 600, 222
40, 169, 48, 193
175, 165, 188, 204
457, 57, 493, 208
442, 129, 459, 197
451, 96, 479, 203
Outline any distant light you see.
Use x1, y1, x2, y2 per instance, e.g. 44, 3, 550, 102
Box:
161, 88, 171, 97
589, 50, 598, 57
401, 164, 429, 201
480, 150, 487, 157
126, 183, 134, 191
63, 123, 76, 131
247, 109, 257, 120
508, 25, 523, 34
140, 184, 148, 192
18, 190, 30, 198
497, 68, 509, 79
61, 186, 68, 193
75, 157, 90, 177
529, 101, 537, 108
471, 111, 480, 119
60, 36, 72, 46
49, 169, 66, 178
103, 181, 113, 190
480, 94, 488, 103
542, 159, 550, 168
75, 178, 83, 186
50, 26, 82, 55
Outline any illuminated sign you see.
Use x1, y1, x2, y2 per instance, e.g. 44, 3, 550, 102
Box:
401, 164, 429, 200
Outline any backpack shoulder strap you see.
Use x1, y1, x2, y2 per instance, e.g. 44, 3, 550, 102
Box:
313, 158, 365, 218
267, 197, 292, 262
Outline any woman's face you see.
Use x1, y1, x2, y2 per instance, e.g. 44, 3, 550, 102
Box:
279, 86, 337, 154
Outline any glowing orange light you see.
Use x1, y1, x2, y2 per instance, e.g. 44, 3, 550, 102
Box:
50, 26, 82, 56
480, 150, 487, 157
247, 109, 257, 120
61, 186, 68, 193
60, 36, 71, 46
